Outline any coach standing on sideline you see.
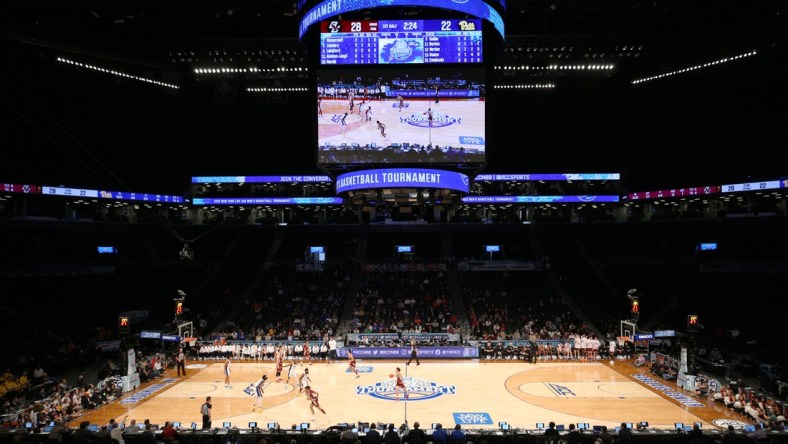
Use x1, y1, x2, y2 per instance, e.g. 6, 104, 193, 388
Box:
328, 337, 337, 362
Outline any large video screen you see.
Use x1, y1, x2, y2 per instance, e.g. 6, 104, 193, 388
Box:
320, 19, 482, 65
317, 67, 486, 165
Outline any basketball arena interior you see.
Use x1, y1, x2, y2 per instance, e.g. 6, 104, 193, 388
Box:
0, 1, 787, 444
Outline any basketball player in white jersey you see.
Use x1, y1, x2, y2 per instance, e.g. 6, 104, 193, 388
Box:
224, 357, 232, 388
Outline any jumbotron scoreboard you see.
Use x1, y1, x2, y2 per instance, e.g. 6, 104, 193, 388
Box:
319, 19, 483, 65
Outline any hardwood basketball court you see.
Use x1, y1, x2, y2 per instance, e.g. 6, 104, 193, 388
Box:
74, 359, 745, 431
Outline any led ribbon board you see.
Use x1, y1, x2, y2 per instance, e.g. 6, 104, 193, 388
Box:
191, 175, 331, 183
461, 195, 620, 203
191, 197, 344, 205
627, 178, 788, 200
627, 185, 720, 200
98, 190, 183, 203
296, 0, 507, 13
299, 0, 505, 42
335, 168, 469, 194
475, 173, 620, 181
2, 183, 40, 194
721, 180, 784, 193
41, 185, 183, 203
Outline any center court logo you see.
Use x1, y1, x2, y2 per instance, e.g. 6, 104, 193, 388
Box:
356, 376, 456, 401
400, 111, 461, 128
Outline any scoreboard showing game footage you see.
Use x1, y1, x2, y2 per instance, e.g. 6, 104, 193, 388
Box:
320, 19, 483, 65
316, 66, 486, 165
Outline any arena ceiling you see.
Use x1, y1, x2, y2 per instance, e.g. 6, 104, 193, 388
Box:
1, 0, 782, 79
0, 1, 785, 193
